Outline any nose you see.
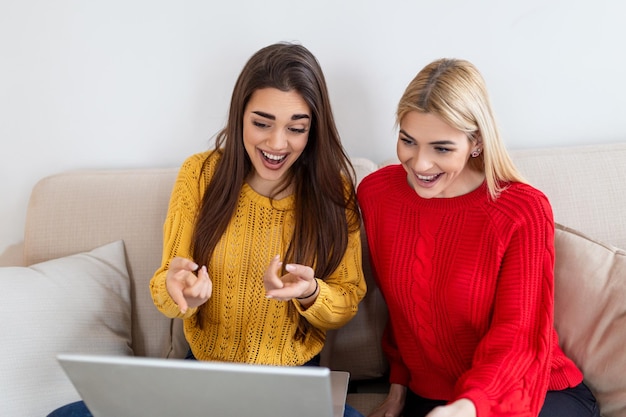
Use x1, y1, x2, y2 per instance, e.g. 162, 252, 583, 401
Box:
410, 148, 433, 172
266, 129, 288, 151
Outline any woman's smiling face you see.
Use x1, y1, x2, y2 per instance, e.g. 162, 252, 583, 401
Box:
397, 111, 483, 199
243, 87, 311, 197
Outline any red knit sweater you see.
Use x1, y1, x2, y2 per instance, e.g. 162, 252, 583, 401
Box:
357, 164, 583, 417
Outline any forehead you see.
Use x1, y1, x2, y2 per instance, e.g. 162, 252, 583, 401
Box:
400, 111, 466, 142
245, 88, 310, 117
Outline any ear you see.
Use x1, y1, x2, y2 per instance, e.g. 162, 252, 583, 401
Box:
473, 131, 483, 147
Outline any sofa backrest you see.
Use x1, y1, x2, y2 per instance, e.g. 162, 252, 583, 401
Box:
24, 168, 180, 358
510, 141, 626, 250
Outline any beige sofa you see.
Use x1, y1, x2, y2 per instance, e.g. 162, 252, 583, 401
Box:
2, 142, 626, 417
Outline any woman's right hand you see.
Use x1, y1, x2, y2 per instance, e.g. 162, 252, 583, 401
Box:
368, 383, 407, 417
165, 256, 212, 314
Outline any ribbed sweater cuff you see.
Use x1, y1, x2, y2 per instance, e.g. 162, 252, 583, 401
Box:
547, 366, 583, 390
459, 388, 490, 417
388, 364, 410, 387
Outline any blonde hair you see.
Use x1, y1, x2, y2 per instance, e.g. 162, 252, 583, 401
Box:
397, 58, 525, 199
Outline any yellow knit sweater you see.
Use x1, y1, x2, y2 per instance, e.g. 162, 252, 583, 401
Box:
150, 151, 366, 366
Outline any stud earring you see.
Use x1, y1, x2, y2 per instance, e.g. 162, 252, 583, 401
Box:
471, 149, 482, 158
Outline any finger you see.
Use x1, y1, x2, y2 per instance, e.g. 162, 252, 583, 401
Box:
195, 265, 212, 299
268, 254, 282, 274
168, 256, 198, 314
169, 258, 200, 289
263, 255, 284, 289
284, 263, 315, 280
170, 256, 199, 273
166, 260, 195, 314
182, 266, 212, 305
184, 269, 199, 287
169, 286, 189, 314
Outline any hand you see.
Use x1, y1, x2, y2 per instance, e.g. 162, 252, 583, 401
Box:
263, 255, 317, 302
426, 399, 476, 417
367, 384, 406, 417
165, 256, 212, 314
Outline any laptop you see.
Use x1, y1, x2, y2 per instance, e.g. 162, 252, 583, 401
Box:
57, 353, 350, 417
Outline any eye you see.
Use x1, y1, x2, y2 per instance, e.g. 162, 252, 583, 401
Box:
252, 121, 269, 128
288, 127, 308, 134
434, 146, 451, 153
399, 136, 414, 146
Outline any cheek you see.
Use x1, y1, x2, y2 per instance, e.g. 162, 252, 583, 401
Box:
291, 135, 309, 154
242, 126, 261, 148
396, 146, 418, 171
241, 129, 259, 161
242, 125, 250, 145
446, 156, 470, 174
396, 141, 409, 162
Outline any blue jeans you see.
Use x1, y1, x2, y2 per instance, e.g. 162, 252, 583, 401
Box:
46, 401, 92, 417
47, 353, 365, 417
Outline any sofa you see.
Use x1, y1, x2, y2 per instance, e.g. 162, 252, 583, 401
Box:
2, 141, 626, 417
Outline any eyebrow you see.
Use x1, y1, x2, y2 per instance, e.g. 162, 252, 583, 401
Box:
252, 111, 310, 121
399, 129, 457, 146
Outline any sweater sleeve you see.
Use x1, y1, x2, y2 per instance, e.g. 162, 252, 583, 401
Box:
149, 152, 210, 319
455, 192, 555, 417
382, 319, 411, 386
294, 214, 367, 330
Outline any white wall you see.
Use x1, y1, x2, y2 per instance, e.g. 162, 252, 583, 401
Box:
2, 0, 625, 263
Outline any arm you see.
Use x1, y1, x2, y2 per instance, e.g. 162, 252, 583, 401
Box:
368, 383, 407, 417
292, 223, 367, 330
149, 152, 210, 319
454, 196, 556, 416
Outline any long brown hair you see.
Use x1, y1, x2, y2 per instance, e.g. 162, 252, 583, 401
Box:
192, 42, 359, 282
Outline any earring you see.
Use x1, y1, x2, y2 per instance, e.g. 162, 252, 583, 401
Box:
471, 149, 482, 158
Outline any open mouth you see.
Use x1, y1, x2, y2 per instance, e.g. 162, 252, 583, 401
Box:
261, 150, 287, 165
417, 173, 442, 183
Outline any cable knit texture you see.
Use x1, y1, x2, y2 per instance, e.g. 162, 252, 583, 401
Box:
150, 151, 366, 366
357, 164, 583, 417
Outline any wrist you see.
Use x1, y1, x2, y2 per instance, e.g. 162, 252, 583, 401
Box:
297, 279, 318, 300
388, 383, 407, 402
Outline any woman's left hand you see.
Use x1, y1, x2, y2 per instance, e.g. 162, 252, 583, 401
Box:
426, 399, 476, 417
263, 255, 318, 302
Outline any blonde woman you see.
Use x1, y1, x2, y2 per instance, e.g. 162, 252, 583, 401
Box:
357, 59, 598, 417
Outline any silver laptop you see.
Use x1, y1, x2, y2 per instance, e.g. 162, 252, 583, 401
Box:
57, 353, 349, 417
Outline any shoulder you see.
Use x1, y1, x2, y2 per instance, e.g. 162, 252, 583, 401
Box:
358, 164, 403, 196
498, 182, 551, 209
177, 150, 220, 180
493, 182, 554, 225
170, 151, 223, 202
357, 164, 407, 220
179, 150, 218, 172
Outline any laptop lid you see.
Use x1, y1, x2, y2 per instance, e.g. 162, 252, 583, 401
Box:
57, 354, 349, 417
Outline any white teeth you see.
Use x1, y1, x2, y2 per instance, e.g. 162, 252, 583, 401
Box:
417, 174, 438, 181
261, 151, 286, 161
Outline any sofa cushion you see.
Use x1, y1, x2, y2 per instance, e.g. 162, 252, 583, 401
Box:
554, 224, 626, 417
0, 240, 133, 417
